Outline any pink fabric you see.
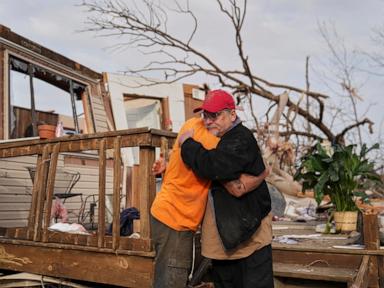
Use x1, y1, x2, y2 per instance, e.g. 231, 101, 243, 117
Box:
51, 198, 68, 223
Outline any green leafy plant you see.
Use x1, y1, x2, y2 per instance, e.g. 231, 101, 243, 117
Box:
294, 142, 381, 212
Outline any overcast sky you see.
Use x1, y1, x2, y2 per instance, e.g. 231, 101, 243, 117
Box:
1, 0, 383, 145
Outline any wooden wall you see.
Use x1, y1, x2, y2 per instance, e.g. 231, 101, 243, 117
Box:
183, 84, 204, 121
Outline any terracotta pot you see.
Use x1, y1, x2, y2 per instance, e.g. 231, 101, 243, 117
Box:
334, 211, 358, 233
38, 124, 56, 139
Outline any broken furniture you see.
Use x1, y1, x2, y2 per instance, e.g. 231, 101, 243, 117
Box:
26, 166, 82, 202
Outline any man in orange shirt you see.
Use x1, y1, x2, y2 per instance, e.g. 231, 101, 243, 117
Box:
150, 115, 268, 288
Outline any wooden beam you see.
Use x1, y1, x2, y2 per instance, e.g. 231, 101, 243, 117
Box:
363, 213, 380, 250
0, 242, 153, 287
0, 48, 4, 139
42, 143, 61, 242
27, 155, 42, 240
272, 249, 362, 269
273, 262, 356, 283
362, 213, 380, 287
112, 136, 122, 250
98, 139, 106, 248
33, 145, 50, 242
0, 24, 102, 80
138, 147, 156, 240
4, 228, 152, 252
349, 255, 370, 288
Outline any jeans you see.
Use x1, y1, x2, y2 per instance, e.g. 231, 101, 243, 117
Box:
151, 217, 194, 288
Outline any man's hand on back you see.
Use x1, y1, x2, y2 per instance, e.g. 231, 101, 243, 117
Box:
152, 153, 167, 175
178, 128, 194, 146
223, 166, 271, 197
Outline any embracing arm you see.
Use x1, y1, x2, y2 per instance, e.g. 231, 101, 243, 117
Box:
222, 167, 271, 197
180, 137, 246, 180
223, 167, 271, 197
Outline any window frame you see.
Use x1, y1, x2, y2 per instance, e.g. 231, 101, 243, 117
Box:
7, 54, 87, 139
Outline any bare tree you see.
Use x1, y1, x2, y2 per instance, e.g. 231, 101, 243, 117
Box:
81, 0, 373, 145
368, 23, 384, 72
316, 22, 376, 147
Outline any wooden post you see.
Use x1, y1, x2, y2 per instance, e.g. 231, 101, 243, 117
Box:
349, 255, 370, 288
138, 146, 156, 240
42, 143, 61, 242
28, 155, 42, 240
363, 213, 380, 250
33, 145, 50, 241
98, 139, 106, 248
112, 136, 122, 250
363, 213, 380, 287
132, 164, 140, 233
0, 48, 5, 139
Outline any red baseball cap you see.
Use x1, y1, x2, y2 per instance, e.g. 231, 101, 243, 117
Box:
193, 89, 236, 113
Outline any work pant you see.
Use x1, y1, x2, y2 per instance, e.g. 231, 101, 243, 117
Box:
211, 244, 274, 288
151, 216, 194, 288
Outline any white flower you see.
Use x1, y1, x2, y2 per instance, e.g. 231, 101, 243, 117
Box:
321, 140, 334, 156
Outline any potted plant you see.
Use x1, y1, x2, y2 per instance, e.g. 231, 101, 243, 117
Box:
38, 123, 56, 139
294, 141, 381, 232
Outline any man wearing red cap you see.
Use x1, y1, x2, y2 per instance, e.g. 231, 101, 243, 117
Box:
180, 89, 273, 288
150, 89, 269, 288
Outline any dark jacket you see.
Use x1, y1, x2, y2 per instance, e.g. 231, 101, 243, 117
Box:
181, 122, 271, 250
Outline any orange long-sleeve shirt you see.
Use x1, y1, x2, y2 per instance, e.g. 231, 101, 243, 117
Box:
150, 117, 219, 231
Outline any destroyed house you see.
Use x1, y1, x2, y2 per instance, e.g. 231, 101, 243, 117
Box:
1, 24, 383, 288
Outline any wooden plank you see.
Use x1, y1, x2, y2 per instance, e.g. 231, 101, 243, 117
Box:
4, 227, 151, 251
378, 256, 384, 288
132, 165, 141, 233
0, 24, 102, 80
0, 129, 170, 152
98, 139, 106, 248
27, 155, 42, 240
0, 48, 4, 139
43, 143, 60, 242
272, 249, 362, 268
0, 242, 153, 287
0, 133, 159, 158
33, 145, 50, 241
350, 255, 370, 288
273, 262, 356, 282
363, 213, 380, 250
368, 255, 380, 288
138, 147, 156, 240
0, 127, 149, 149
112, 136, 122, 250
362, 213, 380, 287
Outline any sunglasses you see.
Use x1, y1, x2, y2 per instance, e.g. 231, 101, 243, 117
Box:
201, 109, 229, 121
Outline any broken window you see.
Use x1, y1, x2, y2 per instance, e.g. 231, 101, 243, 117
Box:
8, 56, 86, 139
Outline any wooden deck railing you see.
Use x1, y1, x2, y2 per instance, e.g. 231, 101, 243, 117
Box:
0, 128, 176, 253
